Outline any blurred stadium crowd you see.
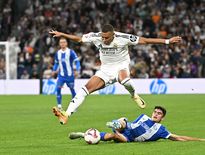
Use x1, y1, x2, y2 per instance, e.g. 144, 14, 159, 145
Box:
0, 0, 205, 79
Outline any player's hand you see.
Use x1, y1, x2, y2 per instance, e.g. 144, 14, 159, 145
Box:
49, 30, 62, 37
74, 70, 79, 78
169, 36, 182, 44
51, 71, 57, 77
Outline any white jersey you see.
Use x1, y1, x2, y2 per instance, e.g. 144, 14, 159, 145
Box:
82, 31, 139, 65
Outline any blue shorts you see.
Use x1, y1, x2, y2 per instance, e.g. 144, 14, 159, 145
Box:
112, 128, 133, 142
120, 128, 134, 142
57, 76, 74, 88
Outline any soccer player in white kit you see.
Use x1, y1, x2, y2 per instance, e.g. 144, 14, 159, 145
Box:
49, 24, 182, 125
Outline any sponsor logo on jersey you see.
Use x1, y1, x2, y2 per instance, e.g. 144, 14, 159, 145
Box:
99, 44, 118, 55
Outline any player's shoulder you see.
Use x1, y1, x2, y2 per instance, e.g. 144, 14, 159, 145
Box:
139, 114, 153, 123
115, 31, 130, 39
67, 48, 74, 52
140, 114, 149, 118
83, 32, 101, 38
133, 114, 147, 122
66, 48, 76, 55
56, 49, 61, 53
55, 49, 62, 56
115, 31, 139, 42
159, 123, 166, 129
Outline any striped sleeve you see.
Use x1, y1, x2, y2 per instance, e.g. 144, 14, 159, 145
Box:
159, 125, 171, 139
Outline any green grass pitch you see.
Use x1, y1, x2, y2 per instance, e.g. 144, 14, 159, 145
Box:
0, 94, 205, 155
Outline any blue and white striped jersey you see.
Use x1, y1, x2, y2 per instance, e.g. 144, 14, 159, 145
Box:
53, 48, 80, 78
123, 114, 171, 142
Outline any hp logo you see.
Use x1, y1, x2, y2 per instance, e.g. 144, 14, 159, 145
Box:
150, 79, 167, 94
42, 79, 57, 95
99, 84, 116, 95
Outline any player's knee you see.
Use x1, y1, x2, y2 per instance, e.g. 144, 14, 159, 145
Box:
113, 133, 127, 143
118, 117, 127, 129
104, 133, 115, 140
57, 85, 62, 89
110, 133, 118, 141
85, 77, 105, 93
57, 87, 61, 91
109, 133, 119, 140
84, 84, 93, 93
120, 77, 131, 85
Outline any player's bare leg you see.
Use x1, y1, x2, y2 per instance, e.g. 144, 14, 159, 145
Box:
69, 132, 85, 139
52, 76, 105, 125
118, 69, 146, 108
84, 76, 105, 93
103, 132, 127, 142
65, 76, 105, 117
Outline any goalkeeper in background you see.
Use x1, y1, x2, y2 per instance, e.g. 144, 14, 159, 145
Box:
52, 37, 81, 110
69, 106, 205, 142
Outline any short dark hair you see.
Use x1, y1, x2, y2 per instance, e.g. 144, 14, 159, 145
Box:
102, 24, 114, 33
59, 36, 68, 41
154, 106, 167, 116
58, 37, 69, 44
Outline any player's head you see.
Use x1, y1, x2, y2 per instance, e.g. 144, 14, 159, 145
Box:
151, 106, 167, 123
59, 37, 68, 49
101, 24, 114, 45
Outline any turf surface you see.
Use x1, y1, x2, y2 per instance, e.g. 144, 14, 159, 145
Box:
0, 94, 205, 155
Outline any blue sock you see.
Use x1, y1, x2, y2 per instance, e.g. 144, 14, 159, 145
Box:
56, 87, 62, 106
70, 87, 76, 98
100, 132, 107, 141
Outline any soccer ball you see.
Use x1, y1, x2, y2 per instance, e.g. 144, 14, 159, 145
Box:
84, 128, 101, 144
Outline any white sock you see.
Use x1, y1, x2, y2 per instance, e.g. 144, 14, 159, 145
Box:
57, 104, 62, 109
66, 86, 89, 116
121, 78, 135, 97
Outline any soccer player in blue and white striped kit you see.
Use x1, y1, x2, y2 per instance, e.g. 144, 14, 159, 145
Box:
70, 106, 205, 142
52, 37, 81, 110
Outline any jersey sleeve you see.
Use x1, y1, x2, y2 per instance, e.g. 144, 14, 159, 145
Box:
52, 52, 59, 71
81, 32, 100, 43
115, 32, 139, 45
70, 50, 78, 61
128, 34, 140, 45
159, 125, 171, 139
70, 50, 81, 72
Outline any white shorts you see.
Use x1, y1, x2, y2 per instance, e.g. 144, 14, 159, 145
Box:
95, 61, 130, 86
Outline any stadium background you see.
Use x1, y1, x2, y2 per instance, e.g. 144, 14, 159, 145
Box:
0, 0, 205, 155
0, 0, 205, 80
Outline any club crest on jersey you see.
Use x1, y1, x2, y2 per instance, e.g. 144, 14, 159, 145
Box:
130, 35, 137, 42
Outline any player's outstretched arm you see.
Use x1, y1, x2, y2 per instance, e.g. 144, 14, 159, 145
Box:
169, 134, 205, 141
138, 36, 182, 45
49, 30, 82, 43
